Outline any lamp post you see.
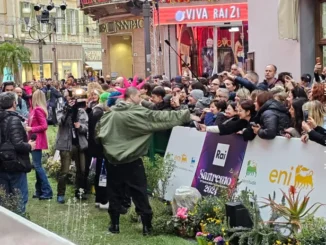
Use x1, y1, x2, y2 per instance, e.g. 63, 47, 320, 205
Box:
143, 0, 151, 78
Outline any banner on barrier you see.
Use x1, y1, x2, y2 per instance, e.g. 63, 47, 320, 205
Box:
164, 126, 326, 219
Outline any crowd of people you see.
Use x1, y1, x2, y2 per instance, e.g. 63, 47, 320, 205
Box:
0, 60, 325, 235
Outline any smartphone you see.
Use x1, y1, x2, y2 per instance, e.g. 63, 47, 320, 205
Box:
303, 110, 309, 122
194, 121, 201, 131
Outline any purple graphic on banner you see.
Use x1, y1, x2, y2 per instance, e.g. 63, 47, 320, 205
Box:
191, 133, 248, 196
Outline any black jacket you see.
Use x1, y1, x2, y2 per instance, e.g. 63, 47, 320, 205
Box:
0, 110, 32, 172
253, 99, 291, 140
88, 106, 104, 158
308, 126, 326, 146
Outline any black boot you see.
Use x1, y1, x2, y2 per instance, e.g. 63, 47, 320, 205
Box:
108, 213, 120, 234
141, 214, 153, 236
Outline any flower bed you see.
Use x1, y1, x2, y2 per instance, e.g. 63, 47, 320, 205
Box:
170, 180, 326, 245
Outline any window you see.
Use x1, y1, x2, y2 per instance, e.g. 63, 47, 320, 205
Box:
56, 8, 62, 34
71, 10, 76, 35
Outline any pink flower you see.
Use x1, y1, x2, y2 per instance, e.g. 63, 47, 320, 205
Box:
196, 232, 203, 237
176, 207, 188, 220
213, 236, 224, 242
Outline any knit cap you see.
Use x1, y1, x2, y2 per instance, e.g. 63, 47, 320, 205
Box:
190, 89, 204, 101
100, 92, 110, 103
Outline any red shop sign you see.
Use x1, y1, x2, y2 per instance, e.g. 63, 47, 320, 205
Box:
154, 3, 248, 25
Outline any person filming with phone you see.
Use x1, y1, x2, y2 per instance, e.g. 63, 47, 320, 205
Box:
55, 88, 89, 204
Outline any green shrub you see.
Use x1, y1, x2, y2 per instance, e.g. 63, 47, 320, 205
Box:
295, 215, 326, 244
143, 153, 175, 198
0, 187, 24, 216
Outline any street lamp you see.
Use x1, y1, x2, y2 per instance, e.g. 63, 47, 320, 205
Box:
32, 1, 67, 81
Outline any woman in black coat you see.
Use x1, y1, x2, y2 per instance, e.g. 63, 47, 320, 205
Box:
302, 116, 326, 146
250, 91, 291, 140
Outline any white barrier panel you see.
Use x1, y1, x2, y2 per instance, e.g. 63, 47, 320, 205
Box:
164, 126, 326, 220
0, 206, 75, 245
238, 136, 326, 220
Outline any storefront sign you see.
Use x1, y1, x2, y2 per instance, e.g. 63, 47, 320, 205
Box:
85, 50, 102, 61
154, 3, 248, 25
99, 19, 144, 33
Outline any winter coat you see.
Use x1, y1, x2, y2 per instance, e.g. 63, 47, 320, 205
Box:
41, 86, 62, 108
88, 105, 104, 158
308, 126, 326, 146
28, 107, 48, 150
0, 110, 32, 172
97, 101, 191, 164
254, 99, 291, 139
55, 105, 88, 151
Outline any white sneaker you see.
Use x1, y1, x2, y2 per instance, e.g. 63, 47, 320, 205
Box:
95, 203, 100, 208
99, 202, 109, 210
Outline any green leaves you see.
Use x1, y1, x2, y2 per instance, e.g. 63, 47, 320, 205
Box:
0, 42, 32, 78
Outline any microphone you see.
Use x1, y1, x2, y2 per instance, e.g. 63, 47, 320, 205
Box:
30, 134, 37, 141
164, 39, 200, 82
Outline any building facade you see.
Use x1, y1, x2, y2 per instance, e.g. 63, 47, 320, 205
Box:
0, 0, 101, 82
81, 0, 319, 81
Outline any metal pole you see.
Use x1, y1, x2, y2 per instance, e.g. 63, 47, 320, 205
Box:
143, 0, 151, 78
52, 19, 58, 81
39, 39, 44, 81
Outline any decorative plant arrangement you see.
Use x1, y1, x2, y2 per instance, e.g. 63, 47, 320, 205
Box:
169, 182, 326, 245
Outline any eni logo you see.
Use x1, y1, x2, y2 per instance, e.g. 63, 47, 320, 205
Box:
245, 160, 257, 177
174, 154, 188, 163
269, 165, 313, 189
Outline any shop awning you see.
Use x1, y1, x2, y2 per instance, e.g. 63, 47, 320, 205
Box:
86, 62, 102, 70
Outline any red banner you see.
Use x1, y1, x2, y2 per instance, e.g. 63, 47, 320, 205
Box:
154, 3, 248, 25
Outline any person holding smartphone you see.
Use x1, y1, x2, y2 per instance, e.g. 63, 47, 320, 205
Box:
302, 116, 326, 146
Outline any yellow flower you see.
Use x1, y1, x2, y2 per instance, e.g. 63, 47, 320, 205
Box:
225, 242, 229, 245
276, 241, 281, 245
221, 228, 225, 232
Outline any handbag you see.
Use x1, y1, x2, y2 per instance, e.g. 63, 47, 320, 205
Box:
0, 116, 31, 172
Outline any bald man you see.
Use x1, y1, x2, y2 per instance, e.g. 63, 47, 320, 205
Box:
115, 77, 124, 88
14, 87, 29, 119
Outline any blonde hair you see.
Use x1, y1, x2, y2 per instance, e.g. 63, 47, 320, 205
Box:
32, 90, 48, 117
87, 82, 103, 97
303, 100, 326, 127
274, 92, 288, 105
236, 88, 251, 101
270, 85, 285, 95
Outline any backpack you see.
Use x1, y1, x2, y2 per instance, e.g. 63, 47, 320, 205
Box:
0, 116, 26, 172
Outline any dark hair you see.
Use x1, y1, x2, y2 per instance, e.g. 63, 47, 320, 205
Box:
290, 87, 308, 100
240, 100, 255, 116
101, 83, 109, 91
291, 98, 308, 134
256, 91, 274, 107
191, 81, 206, 93
140, 82, 153, 96
301, 74, 312, 84
198, 77, 208, 86
227, 101, 238, 111
277, 72, 292, 84
210, 100, 227, 112
161, 80, 171, 88
225, 79, 240, 91
152, 86, 166, 98
0, 92, 16, 109
2, 82, 15, 91
99, 78, 105, 84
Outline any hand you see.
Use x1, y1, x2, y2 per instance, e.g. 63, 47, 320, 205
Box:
284, 76, 294, 90
226, 72, 236, 80
302, 121, 312, 132
283, 133, 292, 139
69, 100, 76, 107
306, 117, 317, 129
25, 126, 32, 132
203, 108, 211, 113
74, 122, 81, 128
28, 140, 36, 151
301, 134, 309, 143
251, 124, 261, 135
190, 115, 201, 122
236, 130, 243, 135
198, 124, 207, 132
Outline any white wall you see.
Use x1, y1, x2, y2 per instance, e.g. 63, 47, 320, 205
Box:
248, 0, 301, 81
